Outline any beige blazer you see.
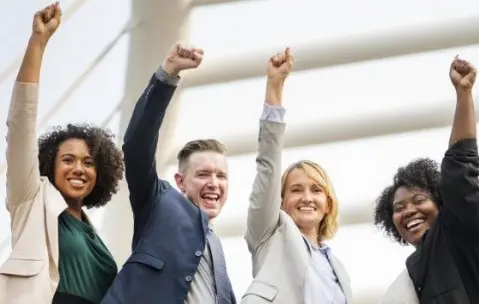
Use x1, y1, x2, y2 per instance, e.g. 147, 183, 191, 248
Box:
379, 270, 419, 304
241, 120, 353, 304
0, 82, 94, 304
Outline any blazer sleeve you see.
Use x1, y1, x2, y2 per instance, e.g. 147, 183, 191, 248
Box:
245, 119, 286, 250
5, 82, 41, 213
122, 74, 177, 215
440, 138, 479, 233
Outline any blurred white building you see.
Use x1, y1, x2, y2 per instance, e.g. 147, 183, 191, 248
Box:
1, 0, 479, 302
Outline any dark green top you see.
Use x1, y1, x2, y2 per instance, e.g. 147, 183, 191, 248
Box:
56, 211, 118, 304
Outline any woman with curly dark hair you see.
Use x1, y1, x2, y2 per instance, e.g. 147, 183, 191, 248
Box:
0, 3, 123, 304
375, 56, 479, 304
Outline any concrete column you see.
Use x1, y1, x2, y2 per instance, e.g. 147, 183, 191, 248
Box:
100, 0, 190, 265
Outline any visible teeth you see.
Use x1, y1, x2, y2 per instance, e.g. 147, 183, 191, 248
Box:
407, 219, 425, 229
299, 206, 315, 211
203, 194, 219, 200
70, 179, 85, 185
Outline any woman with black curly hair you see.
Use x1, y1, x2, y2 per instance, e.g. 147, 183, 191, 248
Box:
0, 3, 123, 304
375, 56, 479, 304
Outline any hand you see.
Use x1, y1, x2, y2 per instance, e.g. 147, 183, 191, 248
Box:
450, 55, 476, 92
162, 43, 204, 76
267, 47, 293, 83
31, 2, 62, 44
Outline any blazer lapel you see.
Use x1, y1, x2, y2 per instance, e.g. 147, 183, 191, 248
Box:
329, 255, 353, 303
43, 179, 67, 268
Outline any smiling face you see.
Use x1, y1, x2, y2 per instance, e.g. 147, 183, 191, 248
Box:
53, 138, 97, 205
282, 168, 330, 230
175, 151, 229, 219
392, 186, 439, 246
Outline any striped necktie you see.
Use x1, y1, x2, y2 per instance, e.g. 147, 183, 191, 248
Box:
207, 230, 235, 304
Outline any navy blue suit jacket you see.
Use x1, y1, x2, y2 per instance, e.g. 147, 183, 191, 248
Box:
101, 75, 210, 304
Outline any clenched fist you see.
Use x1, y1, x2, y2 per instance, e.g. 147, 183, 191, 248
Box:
450, 56, 476, 92
32, 2, 62, 43
267, 47, 293, 82
162, 43, 204, 76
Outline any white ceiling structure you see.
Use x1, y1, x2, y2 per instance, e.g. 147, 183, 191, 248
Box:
1, 0, 479, 303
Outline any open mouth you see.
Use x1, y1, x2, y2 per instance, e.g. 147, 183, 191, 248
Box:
68, 178, 86, 188
405, 218, 426, 231
297, 206, 317, 212
201, 193, 220, 205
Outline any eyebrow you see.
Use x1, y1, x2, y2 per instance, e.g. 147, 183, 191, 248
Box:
393, 193, 425, 206
196, 169, 227, 176
60, 153, 92, 159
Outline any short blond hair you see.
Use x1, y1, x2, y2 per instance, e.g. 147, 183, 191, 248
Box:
281, 160, 339, 241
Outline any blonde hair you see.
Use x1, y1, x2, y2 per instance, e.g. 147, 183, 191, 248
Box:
281, 160, 339, 241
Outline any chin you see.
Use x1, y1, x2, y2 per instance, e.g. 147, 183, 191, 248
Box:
204, 208, 219, 218
297, 212, 323, 222
295, 217, 321, 228
62, 189, 89, 201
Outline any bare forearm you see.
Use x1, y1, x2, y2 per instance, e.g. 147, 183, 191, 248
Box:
450, 89, 476, 147
16, 36, 47, 84
265, 79, 284, 106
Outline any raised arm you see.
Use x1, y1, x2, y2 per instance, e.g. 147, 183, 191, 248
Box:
441, 57, 479, 232
6, 3, 61, 212
122, 43, 204, 214
245, 48, 293, 249
448, 56, 476, 147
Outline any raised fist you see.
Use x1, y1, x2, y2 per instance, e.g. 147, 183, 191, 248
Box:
32, 2, 62, 42
162, 43, 204, 76
267, 47, 293, 82
450, 56, 476, 91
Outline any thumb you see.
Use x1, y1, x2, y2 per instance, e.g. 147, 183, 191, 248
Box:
450, 54, 459, 72
285, 47, 293, 65
465, 68, 477, 84
192, 51, 203, 62
450, 68, 461, 81
53, 3, 62, 23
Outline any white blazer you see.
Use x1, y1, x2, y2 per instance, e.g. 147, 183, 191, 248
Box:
241, 120, 353, 304
380, 270, 419, 304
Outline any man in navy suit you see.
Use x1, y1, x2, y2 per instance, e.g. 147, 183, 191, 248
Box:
101, 43, 236, 304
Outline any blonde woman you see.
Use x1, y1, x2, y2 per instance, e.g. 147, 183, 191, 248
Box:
241, 48, 352, 304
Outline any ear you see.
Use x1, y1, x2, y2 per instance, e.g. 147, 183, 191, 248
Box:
174, 172, 185, 193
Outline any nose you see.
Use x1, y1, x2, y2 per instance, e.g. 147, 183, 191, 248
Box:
301, 190, 314, 202
402, 204, 418, 219
206, 175, 219, 188
72, 161, 86, 175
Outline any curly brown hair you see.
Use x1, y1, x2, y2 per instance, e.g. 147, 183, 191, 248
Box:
38, 123, 124, 208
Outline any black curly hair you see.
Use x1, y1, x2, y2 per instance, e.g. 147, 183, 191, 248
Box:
373, 158, 442, 245
38, 123, 124, 209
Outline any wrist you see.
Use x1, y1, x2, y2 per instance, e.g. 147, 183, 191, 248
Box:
265, 85, 284, 106
456, 88, 473, 98
456, 87, 472, 96
162, 61, 180, 77
267, 76, 285, 88
29, 34, 48, 49
266, 79, 284, 106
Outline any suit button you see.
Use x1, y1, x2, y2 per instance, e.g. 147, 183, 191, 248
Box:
185, 276, 192, 282
195, 250, 202, 257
